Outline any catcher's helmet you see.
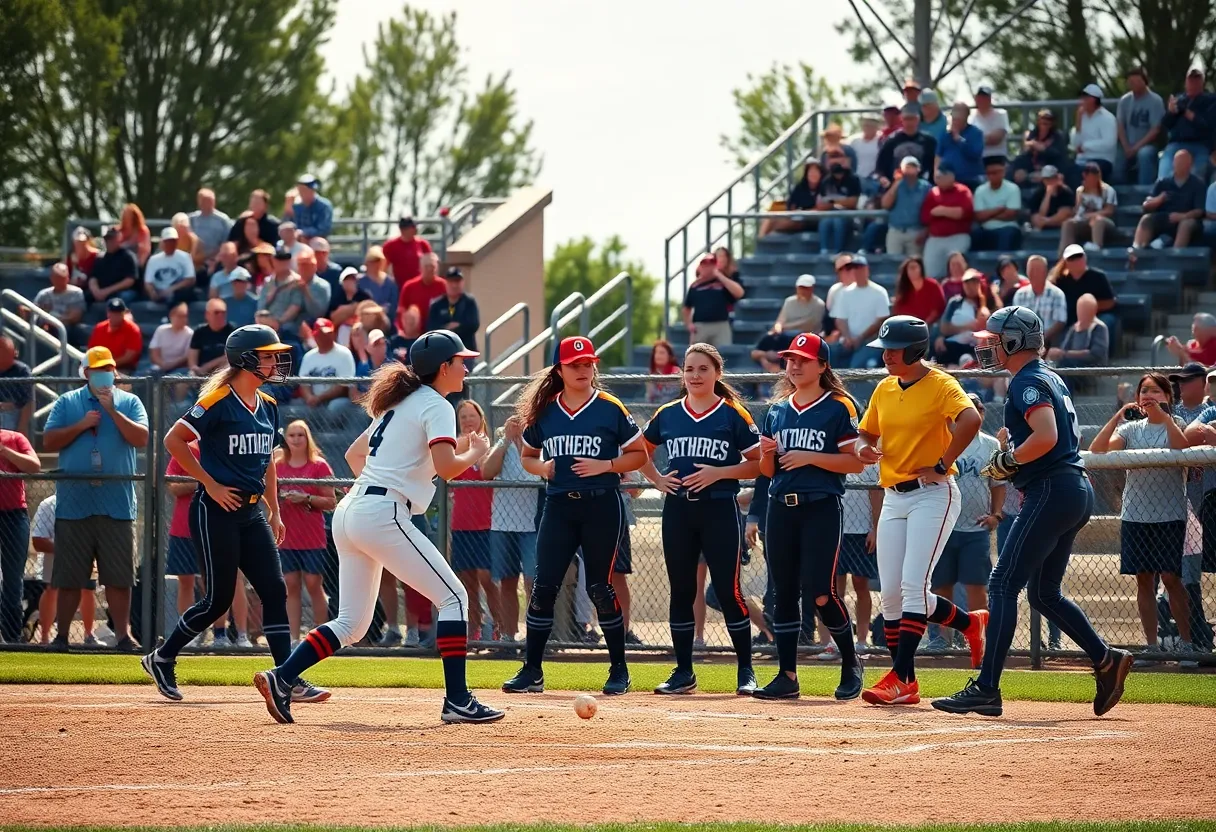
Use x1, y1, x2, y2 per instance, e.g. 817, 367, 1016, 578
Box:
867, 315, 930, 364
975, 305, 1044, 370
225, 324, 293, 383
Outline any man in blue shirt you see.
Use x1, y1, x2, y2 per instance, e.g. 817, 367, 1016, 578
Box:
42, 347, 149, 652
284, 174, 334, 240
869, 156, 931, 256
936, 101, 985, 189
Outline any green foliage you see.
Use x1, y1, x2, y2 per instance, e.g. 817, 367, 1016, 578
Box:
544, 236, 661, 366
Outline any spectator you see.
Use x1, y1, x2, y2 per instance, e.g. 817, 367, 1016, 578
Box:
646, 339, 681, 404
117, 203, 151, 266
927, 393, 1001, 650
920, 162, 974, 278
396, 251, 445, 332
1158, 68, 1216, 181
234, 215, 265, 257
143, 227, 196, 306
274, 419, 337, 640
825, 251, 856, 315
1010, 109, 1071, 185
388, 306, 421, 363
283, 174, 333, 240
1172, 362, 1211, 423
449, 400, 500, 643
245, 242, 275, 290
991, 255, 1029, 307
89, 228, 139, 306
330, 267, 371, 342
918, 89, 947, 144
276, 221, 311, 271
1012, 254, 1069, 346
760, 161, 824, 237
348, 321, 369, 366
350, 328, 391, 404
970, 85, 1009, 161
35, 263, 89, 348
776, 273, 826, 334
42, 346, 148, 652
226, 189, 280, 246
87, 299, 142, 372
892, 256, 945, 325
170, 212, 206, 279
1117, 67, 1165, 186
297, 317, 356, 416
874, 103, 937, 184
1028, 165, 1076, 232
0, 423, 38, 642
1132, 148, 1205, 249
902, 78, 921, 106
937, 101, 985, 189
148, 302, 193, 375
934, 269, 990, 365
879, 100, 902, 140
750, 328, 795, 376
1048, 293, 1110, 371
356, 302, 391, 343
427, 267, 481, 358
188, 187, 232, 268
1055, 245, 1118, 335
1173, 364, 1213, 653
1060, 162, 1118, 254
188, 299, 234, 378
877, 155, 931, 256
714, 245, 741, 282
310, 238, 342, 295
67, 226, 100, 288
831, 254, 890, 368
207, 242, 252, 300
224, 272, 257, 328
256, 244, 304, 340
851, 114, 883, 180
358, 245, 398, 325
481, 414, 542, 646
816, 163, 862, 253
1071, 83, 1118, 179
1204, 177, 1216, 244
32, 495, 98, 646
970, 156, 1023, 251
818, 123, 858, 172
0, 337, 31, 436
681, 255, 743, 346
383, 216, 434, 289
295, 248, 331, 323
1164, 312, 1216, 366
164, 442, 202, 631
1090, 373, 1195, 664
940, 250, 971, 301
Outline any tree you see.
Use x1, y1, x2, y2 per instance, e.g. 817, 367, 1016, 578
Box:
544, 237, 660, 367
720, 62, 841, 170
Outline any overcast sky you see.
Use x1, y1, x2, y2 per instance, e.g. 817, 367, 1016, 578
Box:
321, 0, 877, 279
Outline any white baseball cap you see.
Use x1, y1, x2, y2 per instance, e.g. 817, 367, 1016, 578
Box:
160, 226, 179, 241
795, 274, 816, 288
1080, 83, 1104, 99
1062, 243, 1086, 260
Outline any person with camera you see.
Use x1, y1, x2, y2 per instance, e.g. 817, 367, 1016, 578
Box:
1088, 372, 1197, 667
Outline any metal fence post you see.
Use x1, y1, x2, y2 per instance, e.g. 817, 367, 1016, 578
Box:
140, 377, 159, 650
1029, 608, 1043, 670
436, 478, 451, 572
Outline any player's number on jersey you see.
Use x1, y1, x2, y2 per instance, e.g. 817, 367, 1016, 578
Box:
1062, 392, 1081, 445
368, 410, 395, 457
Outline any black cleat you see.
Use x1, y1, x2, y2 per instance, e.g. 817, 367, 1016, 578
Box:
735, 666, 758, 696
752, 672, 800, 700
654, 667, 697, 695
441, 693, 506, 724
501, 665, 545, 693
835, 656, 864, 701
141, 652, 182, 701
602, 662, 631, 695
932, 677, 1004, 716
253, 670, 294, 724
1093, 648, 1134, 716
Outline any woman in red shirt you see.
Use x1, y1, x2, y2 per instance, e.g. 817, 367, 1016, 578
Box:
450, 400, 501, 642
892, 257, 946, 326
646, 339, 681, 403
0, 428, 39, 642
275, 420, 338, 641
940, 250, 970, 301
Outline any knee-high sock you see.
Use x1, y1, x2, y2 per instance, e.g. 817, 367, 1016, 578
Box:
277, 625, 340, 684
671, 620, 695, 672
883, 619, 900, 660
435, 619, 470, 704
927, 594, 972, 632
817, 599, 857, 666
726, 619, 753, 669
773, 621, 800, 674
262, 623, 292, 666
893, 613, 927, 682
523, 610, 552, 671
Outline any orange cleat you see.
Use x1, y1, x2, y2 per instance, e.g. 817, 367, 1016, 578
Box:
964, 609, 989, 669
861, 670, 921, 705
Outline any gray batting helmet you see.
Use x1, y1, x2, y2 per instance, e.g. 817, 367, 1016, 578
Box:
976, 305, 1044, 370
868, 315, 930, 364
409, 329, 479, 376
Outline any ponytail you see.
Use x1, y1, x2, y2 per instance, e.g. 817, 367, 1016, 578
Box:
363, 360, 434, 418
198, 365, 241, 400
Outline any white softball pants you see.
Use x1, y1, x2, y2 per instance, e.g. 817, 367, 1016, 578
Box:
876, 479, 961, 619
327, 492, 468, 647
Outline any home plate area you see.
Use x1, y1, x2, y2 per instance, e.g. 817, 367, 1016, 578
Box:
1, 685, 1211, 826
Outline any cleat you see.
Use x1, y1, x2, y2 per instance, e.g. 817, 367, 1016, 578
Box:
141, 652, 182, 701
835, 656, 864, 701
654, 667, 697, 695
861, 670, 920, 705
602, 662, 631, 695
932, 677, 1004, 716
752, 672, 800, 700
253, 670, 294, 724
501, 665, 545, 693
963, 609, 989, 669
291, 678, 331, 703
735, 666, 758, 696
1093, 648, 1134, 716
441, 694, 506, 724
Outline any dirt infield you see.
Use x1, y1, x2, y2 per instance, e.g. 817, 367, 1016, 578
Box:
1, 685, 1212, 827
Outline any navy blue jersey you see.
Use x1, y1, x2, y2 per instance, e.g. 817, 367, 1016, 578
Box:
643, 396, 761, 496
1005, 359, 1084, 488
762, 391, 859, 499
522, 389, 642, 495
178, 385, 280, 495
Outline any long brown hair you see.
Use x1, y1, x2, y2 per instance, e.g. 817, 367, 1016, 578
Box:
362, 360, 436, 418
895, 256, 926, 307
1136, 372, 1175, 409
679, 343, 744, 405
516, 362, 602, 426
770, 359, 854, 408
275, 419, 325, 464
455, 399, 488, 435
649, 339, 676, 373
198, 365, 241, 400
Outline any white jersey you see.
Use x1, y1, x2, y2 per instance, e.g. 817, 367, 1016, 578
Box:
353, 385, 455, 514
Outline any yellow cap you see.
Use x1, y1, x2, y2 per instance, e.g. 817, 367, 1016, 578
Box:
84, 346, 116, 369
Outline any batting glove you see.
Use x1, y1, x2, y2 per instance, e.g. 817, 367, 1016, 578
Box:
981, 448, 1020, 481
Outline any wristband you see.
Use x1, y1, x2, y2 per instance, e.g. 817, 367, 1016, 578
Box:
933, 458, 949, 476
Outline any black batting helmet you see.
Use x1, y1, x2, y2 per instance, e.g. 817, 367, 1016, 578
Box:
868, 315, 930, 364
225, 324, 293, 383
409, 329, 479, 376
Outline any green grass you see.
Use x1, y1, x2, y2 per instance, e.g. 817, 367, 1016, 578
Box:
2, 824, 1214, 832
0, 653, 1213, 706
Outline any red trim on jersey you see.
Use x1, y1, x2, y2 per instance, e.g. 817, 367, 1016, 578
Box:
1024, 402, 1054, 417
681, 396, 724, 421
789, 389, 831, 414
557, 389, 598, 419
428, 436, 457, 448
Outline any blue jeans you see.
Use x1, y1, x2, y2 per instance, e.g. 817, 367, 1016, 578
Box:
1118, 144, 1161, 186
971, 225, 1023, 252
0, 508, 31, 641
1097, 311, 1119, 351
818, 216, 852, 254
1159, 142, 1211, 181
860, 221, 888, 253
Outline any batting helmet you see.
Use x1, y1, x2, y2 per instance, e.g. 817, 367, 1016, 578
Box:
409, 329, 479, 376
975, 305, 1044, 370
868, 315, 930, 364
225, 324, 293, 384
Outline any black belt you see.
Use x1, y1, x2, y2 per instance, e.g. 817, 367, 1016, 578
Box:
198, 485, 261, 506
553, 489, 610, 500
890, 478, 944, 494
776, 493, 827, 507
364, 486, 388, 496
674, 490, 737, 502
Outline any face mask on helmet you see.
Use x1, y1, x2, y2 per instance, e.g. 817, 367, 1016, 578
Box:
235, 349, 293, 384
973, 331, 1004, 371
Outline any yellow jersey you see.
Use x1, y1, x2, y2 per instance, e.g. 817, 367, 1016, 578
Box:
858, 367, 975, 488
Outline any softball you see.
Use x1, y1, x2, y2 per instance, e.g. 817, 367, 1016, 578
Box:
573, 694, 598, 720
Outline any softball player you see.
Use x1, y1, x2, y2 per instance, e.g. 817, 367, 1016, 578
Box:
754, 333, 867, 701
144, 325, 326, 703
639, 342, 762, 695
253, 330, 504, 725
855, 315, 988, 706
934, 307, 1133, 717
501, 336, 648, 696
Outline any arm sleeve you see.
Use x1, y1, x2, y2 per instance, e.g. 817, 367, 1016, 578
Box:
642, 413, 663, 447
43, 397, 69, 431
31, 500, 54, 539
1011, 378, 1055, 420
338, 349, 357, 377
521, 421, 543, 451
835, 398, 860, 449
422, 398, 457, 448
858, 395, 879, 435
615, 402, 642, 448
731, 405, 762, 453
962, 128, 983, 160
761, 407, 776, 439
939, 376, 975, 421
9, 432, 33, 456
178, 395, 220, 439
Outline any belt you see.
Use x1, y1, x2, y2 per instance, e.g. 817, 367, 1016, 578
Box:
777, 493, 825, 507
351, 484, 412, 511
554, 489, 610, 500
198, 485, 261, 506
889, 478, 946, 494
674, 490, 737, 502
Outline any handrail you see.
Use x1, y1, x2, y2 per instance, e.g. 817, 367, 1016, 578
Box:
1, 290, 74, 376
1150, 334, 1167, 367
475, 302, 531, 376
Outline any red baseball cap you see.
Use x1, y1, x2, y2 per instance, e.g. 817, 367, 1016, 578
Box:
314, 317, 335, 333
557, 336, 600, 365
779, 332, 831, 363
